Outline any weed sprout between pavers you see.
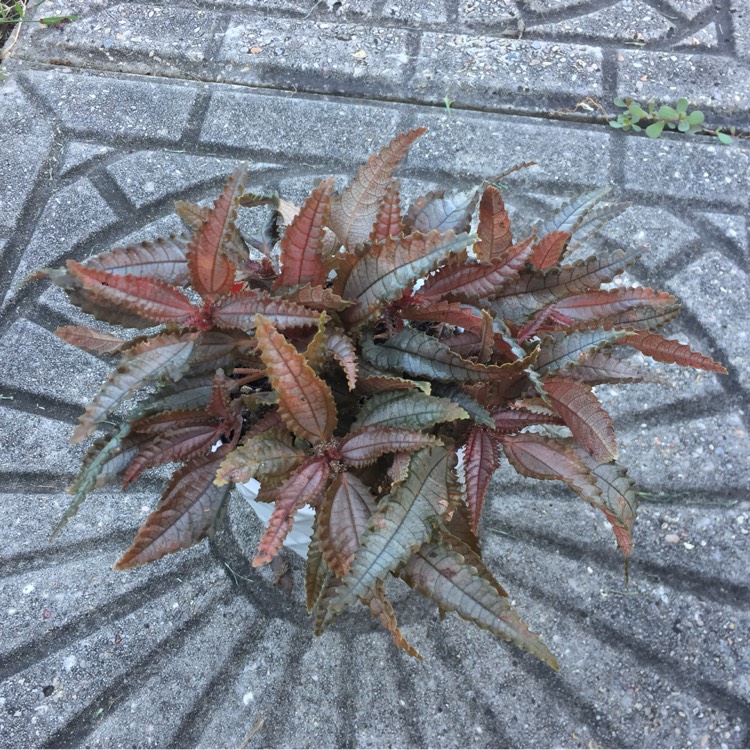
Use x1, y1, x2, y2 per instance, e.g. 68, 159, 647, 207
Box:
35, 128, 726, 665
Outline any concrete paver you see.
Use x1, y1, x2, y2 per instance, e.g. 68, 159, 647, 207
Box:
0, 0, 748, 748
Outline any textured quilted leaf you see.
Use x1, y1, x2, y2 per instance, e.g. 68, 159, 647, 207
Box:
255, 315, 337, 444
174, 200, 208, 230
340, 427, 442, 468
491, 407, 562, 433
326, 329, 358, 390
123, 422, 230, 486
253, 457, 330, 567
407, 189, 478, 235
319, 470, 377, 577
543, 376, 618, 462
66, 261, 199, 326
329, 128, 426, 247
362, 327, 529, 384
528, 230, 570, 270
115, 448, 232, 569
328, 447, 458, 612
355, 361, 431, 394
575, 451, 639, 558
287, 284, 353, 311
433, 386, 495, 428
337, 230, 474, 329
277, 178, 335, 288
419, 236, 535, 301
85, 235, 190, 284
492, 247, 641, 322
400, 299, 485, 333
186, 165, 246, 300
501, 433, 601, 503
55, 325, 125, 355
401, 530, 557, 668
52, 421, 136, 538
361, 580, 423, 659
462, 426, 498, 534
535, 186, 611, 239
564, 350, 665, 385
212, 288, 320, 331
306, 514, 329, 612
620, 331, 727, 373
353, 389, 468, 431
72, 333, 198, 444
41, 268, 156, 329
536, 327, 633, 375
370, 180, 403, 242
475, 185, 512, 262
214, 430, 305, 486
549, 288, 678, 329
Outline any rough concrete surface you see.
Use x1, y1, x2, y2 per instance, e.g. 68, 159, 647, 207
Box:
0, 0, 748, 748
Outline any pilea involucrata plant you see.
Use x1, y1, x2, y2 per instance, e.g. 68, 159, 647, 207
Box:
37, 128, 726, 667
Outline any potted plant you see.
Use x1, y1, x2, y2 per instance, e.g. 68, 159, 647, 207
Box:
36, 128, 725, 665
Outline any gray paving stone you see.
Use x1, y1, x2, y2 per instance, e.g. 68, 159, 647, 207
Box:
669, 250, 750, 387
0, 551, 229, 748
673, 21, 720, 50
105, 151, 250, 209
523, 0, 590, 11
16, 4, 224, 77
380, 0, 448, 24
458, 0, 518, 26
215, 17, 411, 96
531, 1, 675, 43
616, 410, 750, 494
661, 0, 715, 19
401, 110, 611, 184
595, 204, 702, 272
697, 210, 747, 261
3, 179, 117, 311
411, 34, 603, 108
200, 89, 400, 162
622, 136, 749, 208
59, 141, 113, 177
0, 408, 82, 477
0, 319, 108, 407
616, 50, 750, 116
22, 69, 199, 143
732, 0, 750, 62
0, 78, 53, 231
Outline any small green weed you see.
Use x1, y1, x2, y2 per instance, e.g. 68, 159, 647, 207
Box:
609, 97, 735, 145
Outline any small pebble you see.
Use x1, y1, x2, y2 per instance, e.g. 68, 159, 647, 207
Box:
665, 534, 680, 544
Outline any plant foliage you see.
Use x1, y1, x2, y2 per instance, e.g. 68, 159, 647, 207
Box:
40, 129, 726, 667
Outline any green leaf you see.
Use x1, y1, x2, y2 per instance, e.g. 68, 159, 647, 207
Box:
677, 120, 691, 133
686, 110, 705, 125
353, 389, 469, 431
327, 447, 458, 612
676, 97, 688, 113
362, 327, 529, 384
613, 97, 627, 108
536, 327, 634, 375
657, 105, 678, 120
401, 530, 558, 668
645, 121, 665, 139
717, 131, 733, 145
52, 421, 135, 538
214, 430, 305, 486
339, 427, 442, 468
